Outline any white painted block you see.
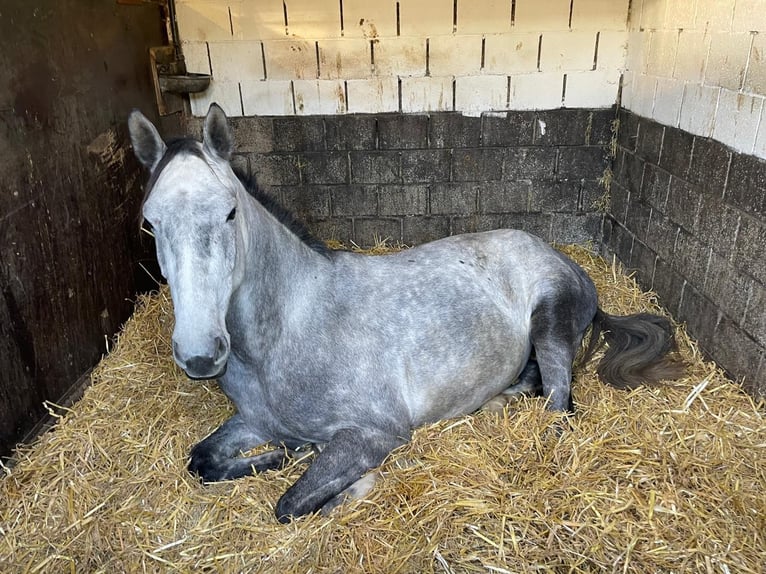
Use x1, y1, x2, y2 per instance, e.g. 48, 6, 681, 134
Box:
695, 0, 735, 32
190, 80, 242, 116
514, 0, 571, 31
373, 37, 426, 77
732, 0, 766, 33
652, 76, 684, 127
706, 32, 752, 91
318, 39, 371, 79
457, 0, 511, 34
484, 33, 541, 74
401, 76, 453, 113
673, 30, 710, 84
429, 35, 483, 76
663, 0, 695, 30
639, 0, 667, 30
342, 0, 397, 38
713, 90, 763, 154
570, 0, 629, 31
647, 30, 679, 79
263, 39, 317, 80
625, 30, 651, 74
346, 78, 399, 113
454, 75, 508, 115
284, 0, 341, 38
621, 70, 635, 109
176, 1, 233, 42
234, 0, 287, 40
629, 73, 656, 118
241, 80, 294, 115
509, 72, 564, 110
597, 31, 629, 71
539, 31, 598, 73
679, 83, 720, 138
398, 0, 453, 36
753, 106, 766, 158
744, 33, 766, 94
564, 69, 620, 108
293, 80, 347, 114
208, 41, 265, 82
181, 41, 211, 75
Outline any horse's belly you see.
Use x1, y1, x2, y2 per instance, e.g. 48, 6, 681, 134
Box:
400, 321, 532, 425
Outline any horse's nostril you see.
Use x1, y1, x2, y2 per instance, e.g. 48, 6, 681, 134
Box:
214, 336, 228, 361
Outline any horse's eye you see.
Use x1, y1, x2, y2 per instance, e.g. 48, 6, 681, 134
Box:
226, 208, 237, 222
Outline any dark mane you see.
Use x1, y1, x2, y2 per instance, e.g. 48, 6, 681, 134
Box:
232, 165, 332, 257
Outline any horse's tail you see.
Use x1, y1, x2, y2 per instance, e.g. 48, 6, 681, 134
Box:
582, 309, 685, 389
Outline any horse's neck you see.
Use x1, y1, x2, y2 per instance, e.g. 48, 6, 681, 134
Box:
228, 194, 328, 346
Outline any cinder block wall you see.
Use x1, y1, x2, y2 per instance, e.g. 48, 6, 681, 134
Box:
187, 109, 612, 246
606, 0, 766, 394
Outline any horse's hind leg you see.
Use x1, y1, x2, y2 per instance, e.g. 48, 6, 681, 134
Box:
481, 359, 542, 413
189, 414, 290, 481
275, 427, 408, 522
530, 291, 595, 413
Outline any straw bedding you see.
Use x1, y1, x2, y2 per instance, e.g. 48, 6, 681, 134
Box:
1, 244, 764, 573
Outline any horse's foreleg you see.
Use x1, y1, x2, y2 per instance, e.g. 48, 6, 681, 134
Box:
188, 414, 281, 481
274, 427, 408, 522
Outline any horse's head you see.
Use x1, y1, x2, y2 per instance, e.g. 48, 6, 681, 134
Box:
128, 104, 243, 380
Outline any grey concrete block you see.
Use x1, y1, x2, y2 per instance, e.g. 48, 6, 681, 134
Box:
378, 185, 429, 216
659, 125, 693, 180
300, 152, 349, 185
533, 109, 591, 146
726, 153, 766, 216
402, 216, 451, 244
229, 116, 274, 153
617, 108, 639, 152
733, 215, 766, 284
429, 113, 482, 148
688, 136, 731, 197
503, 147, 557, 181
378, 114, 429, 149
711, 316, 764, 389
677, 283, 719, 351
652, 257, 685, 315
481, 111, 536, 147
635, 117, 664, 165
480, 181, 531, 213
589, 109, 617, 147
645, 212, 678, 260
704, 251, 753, 324
624, 199, 652, 242
272, 117, 326, 151
330, 185, 378, 216
550, 212, 603, 245
452, 148, 505, 181
281, 186, 332, 219
640, 163, 670, 210
665, 176, 701, 232
673, 229, 711, 287
529, 180, 580, 213
743, 280, 766, 346
350, 151, 401, 184
557, 146, 609, 180
429, 183, 478, 215
325, 115, 377, 151
310, 218, 353, 243
695, 195, 740, 259
251, 153, 301, 186
401, 149, 451, 183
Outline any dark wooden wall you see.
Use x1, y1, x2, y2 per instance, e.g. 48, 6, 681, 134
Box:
0, 0, 171, 458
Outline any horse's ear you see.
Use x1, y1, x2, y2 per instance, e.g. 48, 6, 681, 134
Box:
128, 110, 167, 171
202, 103, 233, 161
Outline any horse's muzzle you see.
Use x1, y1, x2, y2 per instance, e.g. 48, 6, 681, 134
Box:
173, 336, 229, 380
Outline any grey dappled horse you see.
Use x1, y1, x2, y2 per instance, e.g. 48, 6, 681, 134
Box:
128, 104, 683, 522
